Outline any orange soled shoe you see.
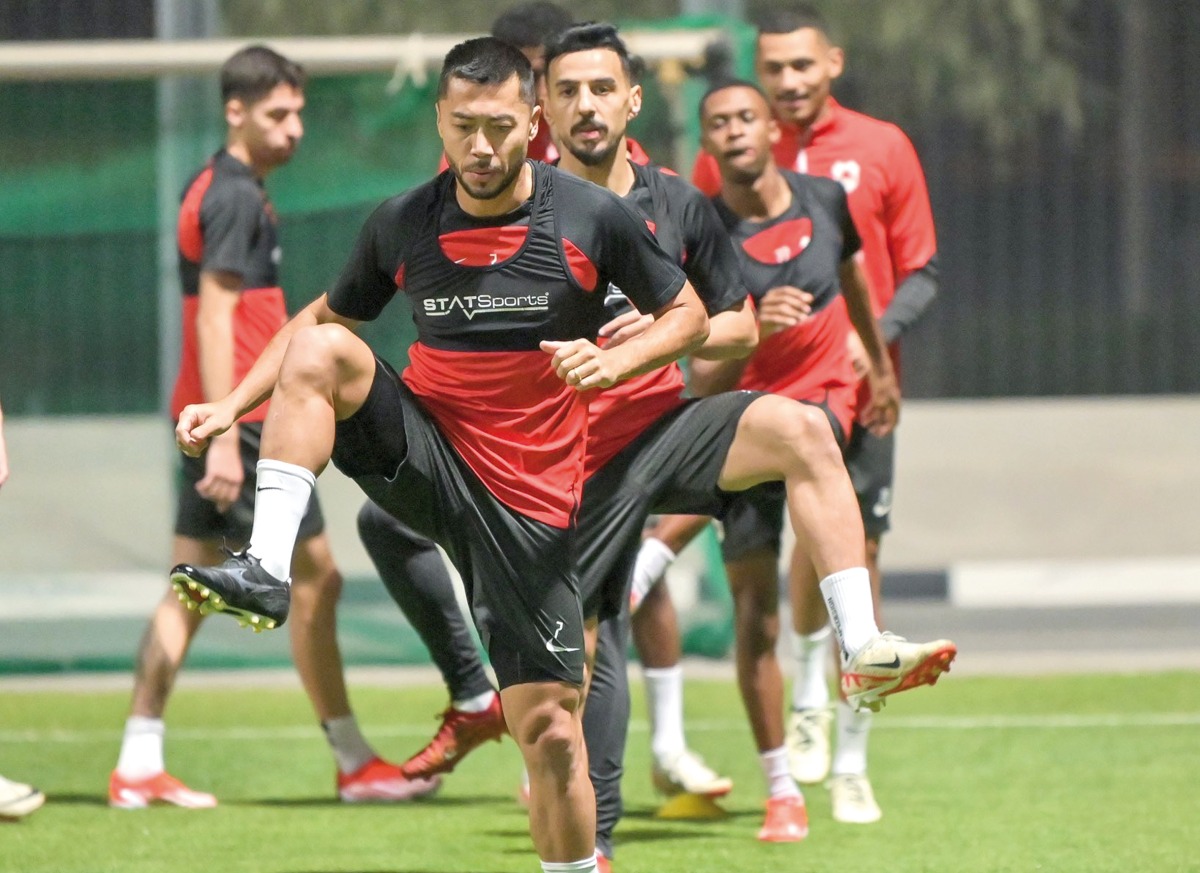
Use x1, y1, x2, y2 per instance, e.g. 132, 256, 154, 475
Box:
108, 770, 217, 809
401, 694, 507, 779
338, 757, 441, 803
757, 794, 809, 842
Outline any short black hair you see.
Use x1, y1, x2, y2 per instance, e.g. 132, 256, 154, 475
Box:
437, 36, 536, 106
755, 4, 832, 39
220, 44, 305, 105
698, 78, 772, 121
543, 22, 634, 80
490, 1, 573, 49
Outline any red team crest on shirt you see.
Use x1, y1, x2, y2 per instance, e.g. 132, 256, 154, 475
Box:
741, 217, 814, 265
830, 159, 862, 194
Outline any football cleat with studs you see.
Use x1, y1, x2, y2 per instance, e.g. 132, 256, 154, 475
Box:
170, 549, 290, 631
841, 632, 957, 712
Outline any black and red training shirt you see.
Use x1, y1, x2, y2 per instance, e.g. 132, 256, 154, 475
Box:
328, 161, 687, 527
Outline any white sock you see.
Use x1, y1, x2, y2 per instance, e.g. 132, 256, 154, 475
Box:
831, 699, 872, 776
115, 716, 165, 780
791, 625, 833, 711
247, 459, 316, 582
540, 858, 599, 872
321, 714, 376, 775
643, 665, 686, 763
818, 568, 879, 661
758, 746, 802, 799
452, 688, 496, 714
630, 537, 675, 612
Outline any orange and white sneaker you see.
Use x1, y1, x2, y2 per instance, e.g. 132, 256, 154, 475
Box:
596, 852, 613, 873
841, 632, 957, 712
757, 794, 809, 842
108, 770, 217, 809
338, 757, 440, 803
401, 694, 507, 779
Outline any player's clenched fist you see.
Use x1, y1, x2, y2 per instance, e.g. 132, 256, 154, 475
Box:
175, 401, 236, 458
540, 339, 620, 391
756, 285, 814, 339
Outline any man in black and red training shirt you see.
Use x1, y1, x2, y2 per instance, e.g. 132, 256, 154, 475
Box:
636, 80, 903, 841
170, 37, 709, 873
109, 45, 435, 811
686, 5, 941, 825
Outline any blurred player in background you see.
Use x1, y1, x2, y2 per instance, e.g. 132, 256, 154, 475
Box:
108, 45, 437, 810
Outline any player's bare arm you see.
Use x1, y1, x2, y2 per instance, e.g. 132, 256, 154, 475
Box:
839, 258, 900, 435
176, 292, 362, 456
194, 269, 244, 511
541, 279, 708, 391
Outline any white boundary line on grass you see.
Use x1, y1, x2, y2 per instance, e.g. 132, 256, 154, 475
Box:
3, 712, 1199, 744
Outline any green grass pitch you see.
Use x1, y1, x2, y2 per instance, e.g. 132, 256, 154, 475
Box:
2, 672, 1198, 872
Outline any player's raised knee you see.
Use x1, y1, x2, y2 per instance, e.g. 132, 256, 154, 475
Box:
752, 396, 839, 455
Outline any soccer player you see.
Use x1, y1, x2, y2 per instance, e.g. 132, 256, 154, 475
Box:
170, 36, 711, 873
539, 25, 952, 849
636, 79, 905, 841
107, 46, 436, 809
671, 3, 942, 823
539, 23, 759, 860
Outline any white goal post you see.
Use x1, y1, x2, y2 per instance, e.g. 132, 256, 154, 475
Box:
0, 30, 723, 82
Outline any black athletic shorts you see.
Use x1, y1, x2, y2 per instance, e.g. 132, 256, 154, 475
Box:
175, 421, 325, 544
330, 358, 584, 689
720, 400, 846, 563
578, 390, 765, 622
844, 424, 895, 539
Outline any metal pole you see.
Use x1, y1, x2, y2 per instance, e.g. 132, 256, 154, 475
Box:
680, 0, 745, 18
154, 0, 220, 415
1118, 3, 1153, 321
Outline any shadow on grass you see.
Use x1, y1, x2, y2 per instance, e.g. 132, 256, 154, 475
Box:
621, 806, 759, 825
249, 794, 512, 809
43, 793, 110, 806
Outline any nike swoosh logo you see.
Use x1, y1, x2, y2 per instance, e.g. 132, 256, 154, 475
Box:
545, 641, 580, 653
866, 656, 901, 669
257, 486, 285, 493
